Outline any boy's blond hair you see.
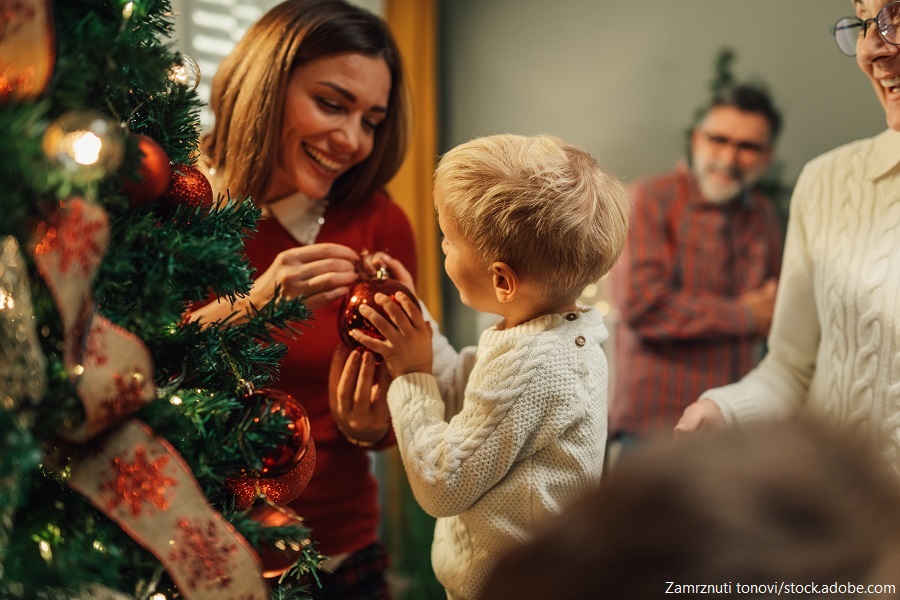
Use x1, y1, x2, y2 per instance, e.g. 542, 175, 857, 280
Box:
434, 134, 630, 305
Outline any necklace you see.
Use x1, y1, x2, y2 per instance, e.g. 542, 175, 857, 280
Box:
267, 192, 328, 245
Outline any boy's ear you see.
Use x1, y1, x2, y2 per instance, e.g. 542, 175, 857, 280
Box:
491, 262, 518, 303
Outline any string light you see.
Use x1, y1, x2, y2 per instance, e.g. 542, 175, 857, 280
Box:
38, 540, 52, 562
42, 111, 124, 181
0, 288, 13, 310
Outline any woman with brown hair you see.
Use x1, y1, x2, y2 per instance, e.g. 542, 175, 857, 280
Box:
191, 1, 416, 597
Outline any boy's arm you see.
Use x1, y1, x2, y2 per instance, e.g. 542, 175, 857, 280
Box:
387, 348, 568, 518
419, 302, 475, 420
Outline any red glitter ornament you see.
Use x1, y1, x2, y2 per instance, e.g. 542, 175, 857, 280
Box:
160, 163, 214, 211
338, 266, 419, 360
226, 389, 316, 509
123, 135, 172, 208
247, 502, 308, 578
227, 439, 316, 510
251, 388, 311, 477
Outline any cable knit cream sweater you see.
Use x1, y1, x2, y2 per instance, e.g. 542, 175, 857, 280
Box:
387, 306, 609, 600
704, 129, 900, 465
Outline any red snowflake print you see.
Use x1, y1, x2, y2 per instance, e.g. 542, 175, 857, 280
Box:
83, 321, 110, 367
0, 0, 36, 40
34, 202, 105, 276
169, 518, 238, 590
100, 446, 176, 517
96, 370, 147, 426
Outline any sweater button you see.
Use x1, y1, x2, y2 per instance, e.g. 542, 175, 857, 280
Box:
575, 335, 586, 346
565, 313, 578, 321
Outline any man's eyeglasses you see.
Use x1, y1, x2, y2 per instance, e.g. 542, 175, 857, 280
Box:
832, 1, 900, 57
701, 131, 769, 156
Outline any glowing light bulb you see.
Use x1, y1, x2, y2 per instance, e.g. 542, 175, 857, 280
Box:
42, 111, 124, 181
0, 288, 13, 310
70, 131, 102, 165
38, 540, 52, 561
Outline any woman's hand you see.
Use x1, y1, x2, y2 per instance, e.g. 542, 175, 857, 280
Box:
674, 398, 726, 437
252, 242, 360, 311
189, 242, 360, 325
349, 291, 433, 378
364, 251, 417, 295
329, 344, 391, 446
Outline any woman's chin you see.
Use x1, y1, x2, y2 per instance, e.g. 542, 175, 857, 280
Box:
887, 112, 900, 132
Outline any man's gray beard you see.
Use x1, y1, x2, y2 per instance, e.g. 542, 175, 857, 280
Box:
695, 163, 753, 204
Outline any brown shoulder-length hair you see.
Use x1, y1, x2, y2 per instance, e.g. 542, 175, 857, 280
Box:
201, 0, 408, 207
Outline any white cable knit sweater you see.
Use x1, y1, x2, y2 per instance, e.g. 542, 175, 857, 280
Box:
704, 129, 900, 465
387, 306, 609, 600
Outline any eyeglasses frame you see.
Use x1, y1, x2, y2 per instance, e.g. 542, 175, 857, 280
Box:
832, 0, 900, 57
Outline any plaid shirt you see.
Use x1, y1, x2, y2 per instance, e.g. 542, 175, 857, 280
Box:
609, 164, 783, 436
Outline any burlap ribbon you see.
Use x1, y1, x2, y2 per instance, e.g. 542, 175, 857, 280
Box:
33, 197, 268, 599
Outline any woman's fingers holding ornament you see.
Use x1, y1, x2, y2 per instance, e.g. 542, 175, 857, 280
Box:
369, 252, 416, 293
333, 348, 390, 444
334, 347, 363, 417
275, 243, 360, 308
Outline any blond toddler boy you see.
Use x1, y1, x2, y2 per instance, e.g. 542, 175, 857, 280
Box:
341, 134, 630, 600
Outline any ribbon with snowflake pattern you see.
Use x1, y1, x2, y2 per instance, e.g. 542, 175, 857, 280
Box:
33, 197, 268, 599
0, 0, 56, 100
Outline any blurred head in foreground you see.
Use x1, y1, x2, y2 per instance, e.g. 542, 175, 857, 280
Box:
480, 418, 900, 600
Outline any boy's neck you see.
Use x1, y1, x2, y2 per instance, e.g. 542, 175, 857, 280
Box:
497, 300, 579, 330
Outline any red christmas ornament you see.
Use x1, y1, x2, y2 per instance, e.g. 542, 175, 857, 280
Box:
160, 163, 214, 211
227, 438, 316, 509
247, 502, 308, 578
253, 388, 311, 477
226, 388, 316, 509
338, 266, 419, 360
123, 135, 172, 208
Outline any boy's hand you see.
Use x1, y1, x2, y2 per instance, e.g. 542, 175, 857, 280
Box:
349, 291, 433, 379
329, 345, 391, 445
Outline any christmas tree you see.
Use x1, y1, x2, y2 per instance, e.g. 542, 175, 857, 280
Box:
1, 0, 324, 597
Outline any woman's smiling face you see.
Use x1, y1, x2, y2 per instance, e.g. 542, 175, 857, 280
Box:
855, 0, 900, 131
268, 52, 391, 201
